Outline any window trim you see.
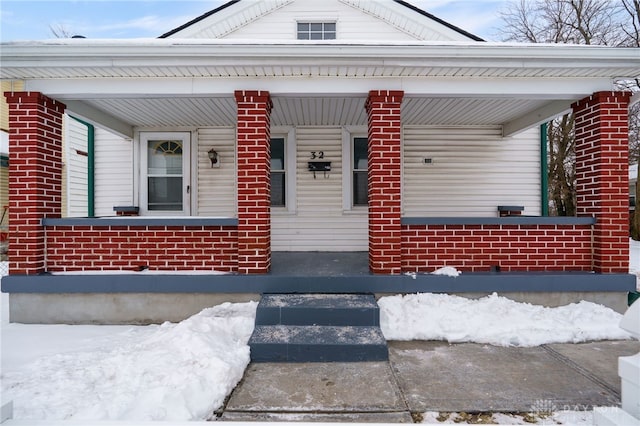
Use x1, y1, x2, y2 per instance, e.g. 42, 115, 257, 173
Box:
139, 131, 191, 216
270, 137, 286, 208
352, 136, 369, 207
296, 21, 337, 40
271, 127, 297, 214
342, 126, 368, 213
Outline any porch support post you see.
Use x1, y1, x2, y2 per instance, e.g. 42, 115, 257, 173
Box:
366, 90, 404, 274
234, 90, 273, 274
572, 91, 631, 274
4, 92, 65, 275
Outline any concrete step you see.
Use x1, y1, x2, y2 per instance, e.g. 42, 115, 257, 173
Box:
249, 325, 389, 362
255, 293, 380, 326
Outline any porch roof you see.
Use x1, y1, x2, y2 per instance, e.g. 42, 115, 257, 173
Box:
1, 39, 639, 138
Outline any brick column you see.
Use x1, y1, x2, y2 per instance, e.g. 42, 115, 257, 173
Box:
573, 91, 631, 273
366, 90, 404, 274
235, 90, 272, 274
4, 92, 65, 275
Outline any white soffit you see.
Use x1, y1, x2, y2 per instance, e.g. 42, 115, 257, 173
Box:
77, 96, 559, 129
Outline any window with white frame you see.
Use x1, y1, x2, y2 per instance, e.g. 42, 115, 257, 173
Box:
297, 22, 336, 40
271, 137, 286, 207
352, 137, 368, 207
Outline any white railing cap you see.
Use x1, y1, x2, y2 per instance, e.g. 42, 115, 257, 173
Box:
621, 300, 640, 338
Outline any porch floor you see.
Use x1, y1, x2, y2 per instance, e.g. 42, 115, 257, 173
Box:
270, 252, 369, 276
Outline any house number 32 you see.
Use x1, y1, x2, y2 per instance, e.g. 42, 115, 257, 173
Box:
310, 151, 324, 159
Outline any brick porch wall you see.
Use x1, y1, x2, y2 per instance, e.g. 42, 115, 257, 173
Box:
573, 91, 631, 273
45, 226, 238, 272
4, 92, 65, 275
402, 224, 593, 272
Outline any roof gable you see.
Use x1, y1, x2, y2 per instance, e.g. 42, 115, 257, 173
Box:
160, 0, 482, 41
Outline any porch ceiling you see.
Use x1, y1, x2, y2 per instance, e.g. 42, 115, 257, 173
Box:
76, 96, 555, 129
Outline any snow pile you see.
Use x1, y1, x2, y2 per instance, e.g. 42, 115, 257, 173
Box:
405, 266, 461, 279
1, 301, 257, 421
431, 266, 461, 277
379, 292, 631, 346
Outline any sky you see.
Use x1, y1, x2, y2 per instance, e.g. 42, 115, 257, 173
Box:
0, 0, 509, 43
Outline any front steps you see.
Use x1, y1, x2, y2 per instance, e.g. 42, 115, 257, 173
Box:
249, 294, 388, 362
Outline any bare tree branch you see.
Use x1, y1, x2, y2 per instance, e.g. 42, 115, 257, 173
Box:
621, 0, 640, 46
499, 0, 633, 218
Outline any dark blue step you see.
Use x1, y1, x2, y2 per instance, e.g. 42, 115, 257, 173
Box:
249, 325, 388, 362
255, 293, 380, 326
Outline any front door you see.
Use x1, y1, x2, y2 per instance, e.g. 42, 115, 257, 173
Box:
140, 132, 191, 215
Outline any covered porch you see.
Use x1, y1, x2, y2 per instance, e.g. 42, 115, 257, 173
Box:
1, 39, 638, 322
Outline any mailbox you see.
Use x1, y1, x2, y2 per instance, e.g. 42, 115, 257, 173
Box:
308, 161, 331, 178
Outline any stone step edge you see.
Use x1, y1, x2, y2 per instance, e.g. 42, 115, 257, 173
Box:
258, 293, 379, 309
249, 325, 387, 346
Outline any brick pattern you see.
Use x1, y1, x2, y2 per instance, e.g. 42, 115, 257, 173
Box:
4, 92, 65, 275
402, 224, 593, 272
235, 90, 273, 274
45, 226, 238, 272
573, 91, 631, 273
366, 90, 404, 274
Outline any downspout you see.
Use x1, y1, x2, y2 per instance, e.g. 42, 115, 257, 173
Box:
540, 123, 549, 216
70, 116, 95, 217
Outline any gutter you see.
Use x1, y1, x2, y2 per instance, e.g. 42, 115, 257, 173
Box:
1, 40, 639, 62
70, 116, 95, 217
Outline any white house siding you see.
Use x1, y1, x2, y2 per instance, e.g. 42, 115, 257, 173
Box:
196, 127, 237, 217
63, 116, 88, 217
94, 128, 134, 217
402, 126, 541, 217
215, 0, 421, 41
271, 126, 368, 251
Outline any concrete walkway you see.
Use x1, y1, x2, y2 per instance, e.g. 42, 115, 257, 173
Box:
219, 340, 640, 422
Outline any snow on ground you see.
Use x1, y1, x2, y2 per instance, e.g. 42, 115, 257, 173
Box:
379, 292, 631, 346
1, 287, 257, 421
1, 252, 638, 422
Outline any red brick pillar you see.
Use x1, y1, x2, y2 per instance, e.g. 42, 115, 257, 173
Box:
235, 90, 272, 274
366, 90, 404, 274
4, 92, 65, 275
573, 91, 631, 273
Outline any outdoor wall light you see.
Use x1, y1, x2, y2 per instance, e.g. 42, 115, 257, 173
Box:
207, 148, 219, 168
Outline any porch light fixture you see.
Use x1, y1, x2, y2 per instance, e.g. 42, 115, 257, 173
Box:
207, 148, 219, 168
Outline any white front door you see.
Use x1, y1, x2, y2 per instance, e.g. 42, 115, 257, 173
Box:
140, 132, 191, 215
